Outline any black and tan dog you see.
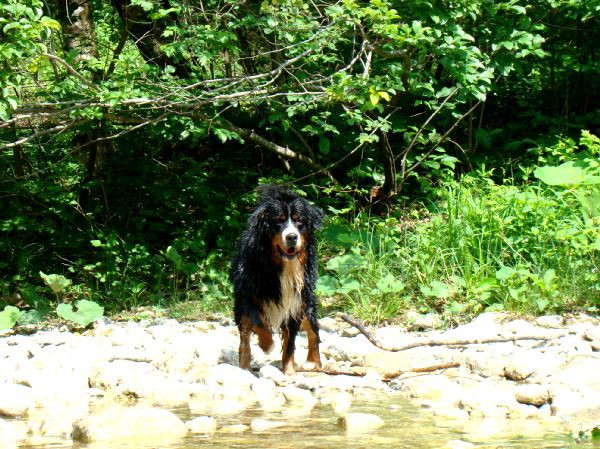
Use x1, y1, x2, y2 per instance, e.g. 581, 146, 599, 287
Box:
230, 185, 324, 374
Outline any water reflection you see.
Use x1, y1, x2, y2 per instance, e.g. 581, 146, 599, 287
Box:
14, 393, 592, 449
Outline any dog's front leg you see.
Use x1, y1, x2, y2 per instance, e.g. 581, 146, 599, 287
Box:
281, 319, 300, 375
238, 316, 252, 370
301, 316, 322, 370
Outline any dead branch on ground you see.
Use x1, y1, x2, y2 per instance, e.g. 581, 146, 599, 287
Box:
337, 313, 566, 352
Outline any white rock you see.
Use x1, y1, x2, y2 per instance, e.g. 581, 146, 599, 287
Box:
250, 419, 286, 432
26, 407, 77, 439
72, 406, 187, 443
406, 311, 442, 330
551, 354, 600, 388
280, 385, 317, 408
90, 360, 189, 405
0, 417, 25, 446
251, 377, 285, 410
442, 313, 505, 340
0, 384, 34, 417
459, 383, 521, 418
504, 350, 553, 381
187, 416, 217, 433
535, 315, 564, 328
463, 351, 507, 378
514, 384, 549, 407
336, 413, 384, 432
584, 327, 600, 342
331, 392, 353, 412
503, 319, 540, 335
259, 364, 286, 383
391, 375, 462, 403
207, 363, 257, 390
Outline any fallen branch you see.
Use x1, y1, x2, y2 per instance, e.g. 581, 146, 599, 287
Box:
223, 121, 339, 185
337, 313, 566, 352
382, 362, 460, 380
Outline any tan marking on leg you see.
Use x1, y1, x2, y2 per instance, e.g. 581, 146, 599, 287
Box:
238, 316, 252, 370
253, 319, 274, 353
301, 317, 322, 369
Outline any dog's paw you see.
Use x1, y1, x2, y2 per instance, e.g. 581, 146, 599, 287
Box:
260, 342, 275, 354
303, 361, 321, 371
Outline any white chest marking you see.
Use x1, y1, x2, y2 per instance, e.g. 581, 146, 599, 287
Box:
264, 259, 304, 329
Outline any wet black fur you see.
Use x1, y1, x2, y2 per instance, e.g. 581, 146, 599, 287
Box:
230, 185, 324, 362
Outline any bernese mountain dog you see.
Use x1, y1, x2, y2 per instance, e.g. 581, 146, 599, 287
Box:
230, 185, 324, 375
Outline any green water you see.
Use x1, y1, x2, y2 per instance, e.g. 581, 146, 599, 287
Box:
14, 394, 597, 449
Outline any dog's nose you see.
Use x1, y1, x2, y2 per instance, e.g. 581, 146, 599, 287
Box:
285, 233, 298, 245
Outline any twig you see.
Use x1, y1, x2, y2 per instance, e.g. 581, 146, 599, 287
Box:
382, 362, 460, 380
42, 52, 99, 91
337, 313, 566, 352
222, 120, 339, 185
298, 362, 460, 379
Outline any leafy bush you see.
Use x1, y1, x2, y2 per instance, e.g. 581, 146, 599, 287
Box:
318, 132, 599, 322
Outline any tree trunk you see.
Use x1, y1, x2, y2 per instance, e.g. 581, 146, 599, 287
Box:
110, 0, 190, 77
51, 0, 98, 63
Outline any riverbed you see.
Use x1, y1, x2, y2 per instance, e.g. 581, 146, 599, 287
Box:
1, 312, 599, 448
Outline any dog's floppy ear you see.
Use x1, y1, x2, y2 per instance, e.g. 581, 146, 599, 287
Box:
247, 203, 268, 236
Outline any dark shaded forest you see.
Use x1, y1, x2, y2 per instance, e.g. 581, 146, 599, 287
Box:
0, 0, 598, 326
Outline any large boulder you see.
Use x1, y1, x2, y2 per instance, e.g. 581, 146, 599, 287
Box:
0, 384, 34, 417
72, 406, 187, 443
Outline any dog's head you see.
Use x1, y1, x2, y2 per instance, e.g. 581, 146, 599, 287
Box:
248, 185, 324, 262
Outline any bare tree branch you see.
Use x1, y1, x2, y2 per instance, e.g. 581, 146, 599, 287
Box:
337, 313, 566, 352
222, 121, 339, 185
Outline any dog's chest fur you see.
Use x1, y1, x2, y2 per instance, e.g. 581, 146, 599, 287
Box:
263, 259, 304, 329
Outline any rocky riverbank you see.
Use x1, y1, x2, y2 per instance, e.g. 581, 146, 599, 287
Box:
1, 312, 599, 448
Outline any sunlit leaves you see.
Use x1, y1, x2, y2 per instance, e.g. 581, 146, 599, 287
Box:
56, 300, 104, 328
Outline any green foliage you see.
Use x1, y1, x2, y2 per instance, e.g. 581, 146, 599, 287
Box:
0, 0, 59, 119
40, 271, 72, 298
56, 299, 104, 328
0, 305, 20, 330
318, 133, 599, 322
0, 0, 598, 322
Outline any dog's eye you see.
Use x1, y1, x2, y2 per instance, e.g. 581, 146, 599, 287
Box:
277, 214, 286, 223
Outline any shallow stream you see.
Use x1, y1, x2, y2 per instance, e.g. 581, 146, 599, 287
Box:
14, 393, 596, 449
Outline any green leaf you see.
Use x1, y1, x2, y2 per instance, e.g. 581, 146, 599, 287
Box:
495, 266, 515, 281
40, 271, 72, 295
325, 254, 365, 275
56, 300, 104, 327
0, 306, 20, 330
474, 128, 491, 149
534, 162, 599, 186
542, 269, 556, 288
316, 274, 339, 296
165, 246, 184, 266
472, 278, 497, 293
20, 286, 51, 316
165, 246, 197, 276
337, 278, 361, 294
318, 137, 330, 155
375, 274, 405, 294
420, 280, 451, 299
18, 309, 46, 325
